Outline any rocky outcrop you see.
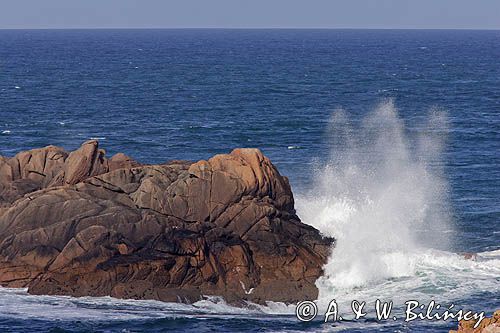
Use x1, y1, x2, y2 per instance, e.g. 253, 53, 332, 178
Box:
450, 310, 500, 333
0, 141, 333, 304
0, 141, 139, 208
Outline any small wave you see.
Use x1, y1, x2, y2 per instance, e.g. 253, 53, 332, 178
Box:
453, 79, 479, 84
0, 248, 497, 326
0, 288, 289, 322
89, 137, 106, 140
14, 86, 21, 89
1, 130, 11, 134
287, 145, 301, 150
310, 248, 500, 318
188, 123, 217, 129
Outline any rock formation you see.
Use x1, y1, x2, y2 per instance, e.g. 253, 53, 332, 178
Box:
0, 141, 333, 304
450, 310, 500, 333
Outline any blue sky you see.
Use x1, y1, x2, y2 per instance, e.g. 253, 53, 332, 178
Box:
1, 0, 499, 29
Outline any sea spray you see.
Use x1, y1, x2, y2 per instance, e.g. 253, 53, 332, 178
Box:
296, 100, 453, 299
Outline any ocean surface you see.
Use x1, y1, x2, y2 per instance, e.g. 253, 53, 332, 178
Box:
0, 29, 499, 332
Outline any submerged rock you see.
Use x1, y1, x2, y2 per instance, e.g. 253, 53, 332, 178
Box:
0, 141, 333, 304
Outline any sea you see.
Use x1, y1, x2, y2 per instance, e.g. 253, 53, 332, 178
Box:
0, 29, 499, 332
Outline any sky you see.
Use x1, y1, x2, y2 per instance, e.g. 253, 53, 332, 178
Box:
0, 0, 499, 29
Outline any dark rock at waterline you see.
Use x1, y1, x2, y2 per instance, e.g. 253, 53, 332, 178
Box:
0, 141, 333, 304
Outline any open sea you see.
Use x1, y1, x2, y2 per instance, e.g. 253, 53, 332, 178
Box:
0, 29, 499, 332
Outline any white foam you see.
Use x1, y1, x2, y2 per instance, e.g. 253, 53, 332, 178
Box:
0, 288, 265, 321
295, 100, 499, 313
0, 100, 496, 326
1, 130, 11, 134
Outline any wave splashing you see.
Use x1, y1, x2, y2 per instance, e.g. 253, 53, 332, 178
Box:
297, 100, 458, 297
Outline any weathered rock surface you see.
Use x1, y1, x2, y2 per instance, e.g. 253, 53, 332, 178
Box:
0, 141, 333, 304
0, 141, 139, 207
450, 310, 500, 333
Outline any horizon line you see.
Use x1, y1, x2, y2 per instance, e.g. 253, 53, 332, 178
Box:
0, 26, 500, 31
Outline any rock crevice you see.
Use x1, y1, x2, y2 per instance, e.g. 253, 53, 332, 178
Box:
0, 141, 333, 304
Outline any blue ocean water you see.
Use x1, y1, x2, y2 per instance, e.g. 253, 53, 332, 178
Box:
0, 29, 499, 332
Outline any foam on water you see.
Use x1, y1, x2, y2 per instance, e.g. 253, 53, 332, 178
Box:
0, 103, 497, 332
0, 288, 269, 322
1, 101, 497, 324
295, 100, 500, 312
0, 29, 498, 332
0, 100, 498, 328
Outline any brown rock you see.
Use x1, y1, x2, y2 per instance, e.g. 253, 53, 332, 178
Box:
0, 142, 333, 305
0, 140, 139, 207
450, 310, 500, 333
